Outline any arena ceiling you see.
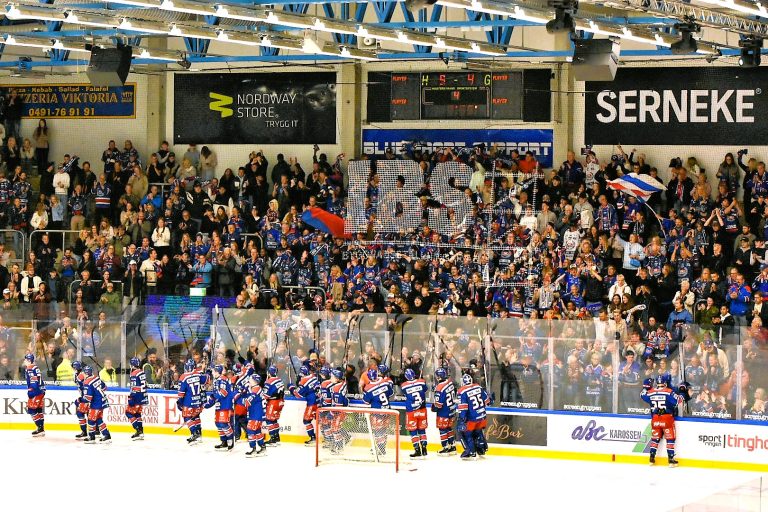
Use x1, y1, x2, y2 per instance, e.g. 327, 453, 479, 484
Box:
0, 0, 766, 70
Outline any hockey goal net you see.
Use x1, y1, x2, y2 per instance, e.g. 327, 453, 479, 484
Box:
315, 407, 400, 472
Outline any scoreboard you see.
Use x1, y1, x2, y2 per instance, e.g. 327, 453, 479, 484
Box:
388, 71, 524, 120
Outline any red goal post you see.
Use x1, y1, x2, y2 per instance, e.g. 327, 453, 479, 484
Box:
315, 406, 400, 472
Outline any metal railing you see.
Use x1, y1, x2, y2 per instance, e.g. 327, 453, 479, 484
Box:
29, 229, 81, 260
241, 232, 263, 252
0, 229, 25, 268
68, 279, 124, 305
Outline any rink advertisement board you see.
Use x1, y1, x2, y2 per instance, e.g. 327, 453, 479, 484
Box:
4, 386, 768, 468
584, 67, 768, 145
361, 128, 554, 168
173, 72, 337, 145
485, 412, 547, 446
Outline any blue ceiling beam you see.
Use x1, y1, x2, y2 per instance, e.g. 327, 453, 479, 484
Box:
0, 47, 748, 68
372, 1, 396, 23
322, 2, 358, 45
283, 3, 310, 14
184, 15, 219, 57
399, 3, 442, 53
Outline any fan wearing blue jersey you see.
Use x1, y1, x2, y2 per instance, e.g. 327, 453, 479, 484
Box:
641, 374, 691, 467
73, 360, 89, 439
205, 365, 235, 451
82, 365, 111, 444
288, 365, 320, 446
318, 367, 333, 446
402, 368, 429, 458
177, 359, 205, 444
457, 373, 490, 461
263, 365, 285, 446
244, 374, 267, 458
127, 357, 148, 441
363, 367, 395, 455
24, 354, 46, 437
432, 367, 458, 456
328, 369, 349, 454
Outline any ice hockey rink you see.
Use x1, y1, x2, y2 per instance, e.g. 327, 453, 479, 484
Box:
4, 430, 765, 512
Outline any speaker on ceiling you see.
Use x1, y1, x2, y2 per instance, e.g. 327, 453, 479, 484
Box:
571, 39, 619, 82
86, 46, 132, 87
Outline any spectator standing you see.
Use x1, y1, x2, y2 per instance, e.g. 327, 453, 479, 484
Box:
200, 146, 217, 182
32, 119, 49, 174
3, 89, 23, 140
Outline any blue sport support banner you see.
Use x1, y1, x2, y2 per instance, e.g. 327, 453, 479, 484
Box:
0, 83, 136, 119
362, 128, 554, 168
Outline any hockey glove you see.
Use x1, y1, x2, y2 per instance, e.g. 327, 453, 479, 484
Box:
457, 418, 467, 433
176, 400, 182, 411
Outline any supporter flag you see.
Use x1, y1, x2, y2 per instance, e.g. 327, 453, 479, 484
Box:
301, 207, 350, 238
606, 173, 664, 202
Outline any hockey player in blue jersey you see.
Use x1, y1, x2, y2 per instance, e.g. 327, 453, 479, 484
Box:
73, 360, 88, 439
288, 365, 320, 446
402, 368, 429, 458
641, 374, 691, 467
244, 374, 267, 458
82, 365, 111, 444
177, 359, 205, 444
126, 357, 148, 441
232, 363, 253, 441
363, 367, 395, 409
24, 354, 45, 437
263, 365, 285, 446
318, 366, 333, 447
457, 373, 490, 461
205, 364, 235, 451
433, 367, 458, 456
328, 368, 349, 453
363, 367, 395, 455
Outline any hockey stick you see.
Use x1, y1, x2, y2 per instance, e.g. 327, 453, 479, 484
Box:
284, 326, 296, 384
341, 314, 358, 368
217, 305, 244, 363
312, 318, 322, 355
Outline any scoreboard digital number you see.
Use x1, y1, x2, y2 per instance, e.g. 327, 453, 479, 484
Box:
389, 72, 523, 120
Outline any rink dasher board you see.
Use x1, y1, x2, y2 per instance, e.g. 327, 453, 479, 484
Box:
0, 386, 767, 471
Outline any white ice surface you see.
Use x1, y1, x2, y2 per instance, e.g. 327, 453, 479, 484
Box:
3, 430, 765, 512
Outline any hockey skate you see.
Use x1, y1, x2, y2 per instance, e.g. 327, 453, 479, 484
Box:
447, 445, 457, 455
421, 445, 428, 457
227, 439, 234, 451
99, 434, 112, 444
668, 457, 679, 468
246, 445, 267, 458
31, 427, 45, 437
75, 432, 88, 440
304, 437, 316, 447
265, 435, 281, 446
460, 451, 477, 461
438, 446, 452, 457
214, 441, 228, 450
131, 430, 144, 441
409, 446, 423, 459
649, 454, 656, 466
84, 436, 97, 444
187, 433, 202, 445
